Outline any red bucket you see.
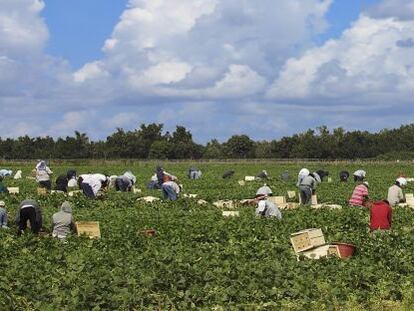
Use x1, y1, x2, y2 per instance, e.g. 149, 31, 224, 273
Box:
332, 243, 356, 258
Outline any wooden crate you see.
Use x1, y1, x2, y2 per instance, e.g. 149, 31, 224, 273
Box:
138, 196, 160, 203
37, 188, 47, 195
406, 193, 414, 207
222, 211, 239, 217
213, 200, 234, 209
50, 190, 64, 194
76, 221, 101, 239
297, 245, 330, 260
183, 193, 198, 198
287, 191, 296, 199
268, 196, 286, 205
290, 228, 325, 253
8, 187, 19, 194
244, 176, 255, 181
132, 187, 142, 194
279, 202, 299, 210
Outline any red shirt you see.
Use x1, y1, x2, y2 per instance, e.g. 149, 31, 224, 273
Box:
370, 201, 392, 230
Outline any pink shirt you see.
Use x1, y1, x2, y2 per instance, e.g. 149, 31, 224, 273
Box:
349, 184, 369, 206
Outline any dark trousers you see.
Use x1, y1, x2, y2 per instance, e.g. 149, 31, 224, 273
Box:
39, 180, 52, 190
81, 183, 96, 198
115, 178, 130, 192
18, 207, 39, 234
299, 186, 312, 205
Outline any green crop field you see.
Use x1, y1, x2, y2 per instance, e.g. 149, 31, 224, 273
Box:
1, 161, 414, 310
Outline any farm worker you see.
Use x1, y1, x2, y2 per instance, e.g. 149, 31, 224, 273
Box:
155, 166, 176, 187
256, 184, 273, 197
35, 160, 53, 190
370, 200, 392, 231
256, 170, 268, 179
115, 171, 136, 192
316, 170, 329, 181
339, 171, 350, 182
387, 177, 407, 206
188, 167, 202, 179
80, 174, 109, 199
162, 180, 180, 201
67, 169, 78, 188
298, 172, 321, 205
281, 171, 290, 182
0, 201, 8, 228
349, 181, 369, 207
108, 175, 118, 188
0, 175, 8, 193
13, 170, 22, 180
296, 168, 310, 186
353, 170, 366, 182
147, 174, 160, 190
0, 169, 12, 178
222, 170, 235, 179
255, 193, 282, 219
52, 201, 75, 239
55, 174, 69, 193
15, 199, 43, 235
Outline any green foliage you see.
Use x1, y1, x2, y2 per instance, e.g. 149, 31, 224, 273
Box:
0, 162, 414, 309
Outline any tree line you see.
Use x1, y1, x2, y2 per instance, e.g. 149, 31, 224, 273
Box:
1, 124, 414, 160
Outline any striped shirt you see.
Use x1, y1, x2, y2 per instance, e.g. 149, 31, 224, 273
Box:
349, 184, 369, 206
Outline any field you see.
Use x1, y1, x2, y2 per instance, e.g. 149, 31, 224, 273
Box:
1, 161, 414, 310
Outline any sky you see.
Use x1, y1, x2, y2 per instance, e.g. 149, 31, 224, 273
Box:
1, 0, 414, 143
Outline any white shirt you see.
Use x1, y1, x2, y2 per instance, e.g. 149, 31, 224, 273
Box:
68, 178, 77, 188
82, 174, 107, 195
387, 185, 404, 206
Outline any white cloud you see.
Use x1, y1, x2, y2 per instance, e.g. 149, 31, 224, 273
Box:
267, 15, 414, 103
83, 0, 332, 99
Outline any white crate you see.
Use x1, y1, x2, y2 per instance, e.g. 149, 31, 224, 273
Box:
290, 228, 325, 253
406, 193, 414, 207
138, 196, 160, 203
222, 211, 239, 217
8, 187, 19, 194
244, 176, 255, 181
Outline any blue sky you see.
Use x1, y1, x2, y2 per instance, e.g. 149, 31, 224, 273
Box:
2, 0, 414, 143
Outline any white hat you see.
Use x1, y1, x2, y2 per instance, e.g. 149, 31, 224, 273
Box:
363, 181, 369, 187
0, 201, 5, 207
397, 177, 407, 186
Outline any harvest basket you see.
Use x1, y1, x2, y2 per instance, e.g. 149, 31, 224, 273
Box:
330, 243, 356, 258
